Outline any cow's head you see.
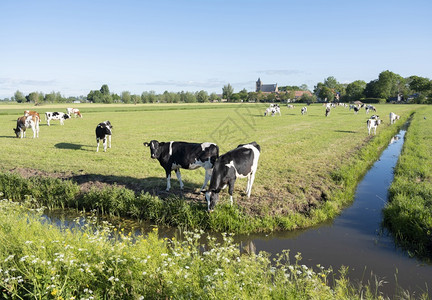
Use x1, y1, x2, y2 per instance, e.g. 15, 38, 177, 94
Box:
143, 140, 161, 159
64, 114, 71, 119
205, 191, 219, 212
13, 127, 21, 138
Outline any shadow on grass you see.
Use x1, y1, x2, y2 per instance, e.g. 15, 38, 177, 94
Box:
55, 143, 93, 151
334, 130, 357, 134
67, 173, 204, 200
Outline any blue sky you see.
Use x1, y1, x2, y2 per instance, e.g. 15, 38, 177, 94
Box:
1, 0, 431, 98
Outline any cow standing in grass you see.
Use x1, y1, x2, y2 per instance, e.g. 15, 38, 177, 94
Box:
96, 121, 113, 152
13, 115, 40, 138
389, 112, 400, 124
367, 115, 381, 135
67, 108, 83, 118
205, 142, 260, 211
45, 112, 70, 126
143, 140, 219, 192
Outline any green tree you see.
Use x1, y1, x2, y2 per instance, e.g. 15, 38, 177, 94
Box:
100, 84, 110, 95
209, 92, 220, 102
196, 90, 209, 103
121, 91, 131, 104
183, 91, 196, 103
222, 83, 234, 101
371, 70, 405, 99
131, 94, 141, 105
14, 90, 25, 103
408, 76, 431, 93
26, 92, 43, 105
345, 80, 366, 101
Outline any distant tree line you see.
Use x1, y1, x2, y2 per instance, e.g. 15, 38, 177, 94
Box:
314, 70, 432, 104
2, 70, 431, 104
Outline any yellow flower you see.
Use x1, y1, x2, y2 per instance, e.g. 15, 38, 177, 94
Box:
51, 289, 58, 296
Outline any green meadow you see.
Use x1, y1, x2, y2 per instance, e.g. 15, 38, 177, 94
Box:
384, 105, 432, 259
0, 102, 420, 232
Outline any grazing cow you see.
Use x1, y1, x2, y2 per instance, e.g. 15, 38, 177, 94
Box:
45, 112, 70, 126
13, 115, 40, 138
325, 107, 331, 117
96, 121, 113, 152
264, 107, 273, 116
365, 105, 376, 114
66, 107, 82, 118
205, 142, 260, 211
143, 140, 219, 192
353, 106, 361, 114
301, 106, 307, 115
389, 112, 400, 124
367, 115, 382, 135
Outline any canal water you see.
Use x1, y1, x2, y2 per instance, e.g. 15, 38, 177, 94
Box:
237, 127, 432, 297
44, 127, 432, 297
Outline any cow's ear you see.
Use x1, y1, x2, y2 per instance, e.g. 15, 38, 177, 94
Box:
143, 142, 149, 147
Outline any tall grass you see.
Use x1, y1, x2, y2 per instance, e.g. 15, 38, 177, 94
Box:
1, 199, 422, 299
384, 106, 432, 259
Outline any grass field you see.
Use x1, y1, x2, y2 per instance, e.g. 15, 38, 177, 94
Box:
0, 102, 421, 231
384, 105, 432, 259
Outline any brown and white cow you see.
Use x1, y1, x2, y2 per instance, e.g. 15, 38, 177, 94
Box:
24, 110, 41, 120
13, 115, 40, 138
66, 108, 82, 118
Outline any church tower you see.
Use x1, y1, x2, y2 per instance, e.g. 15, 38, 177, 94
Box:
256, 78, 262, 92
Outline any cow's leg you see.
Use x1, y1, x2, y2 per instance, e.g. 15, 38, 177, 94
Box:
246, 172, 256, 198
60, 119, 64, 125
96, 138, 100, 152
108, 135, 111, 148
103, 137, 107, 152
175, 169, 184, 189
201, 168, 212, 191
228, 179, 235, 205
165, 170, 172, 191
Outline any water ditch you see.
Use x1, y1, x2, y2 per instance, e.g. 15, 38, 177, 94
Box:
43, 125, 432, 297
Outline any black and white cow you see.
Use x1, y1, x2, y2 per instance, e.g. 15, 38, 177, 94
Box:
96, 121, 113, 152
367, 115, 382, 135
325, 106, 331, 117
301, 106, 307, 115
45, 112, 70, 126
205, 142, 260, 211
143, 140, 219, 192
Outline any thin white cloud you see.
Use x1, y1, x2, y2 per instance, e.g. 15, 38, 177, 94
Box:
0, 78, 56, 86
138, 79, 226, 89
257, 70, 306, 76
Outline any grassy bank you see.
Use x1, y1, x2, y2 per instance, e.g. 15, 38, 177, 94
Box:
0, 103, 419, 233
383, 106, 432, 259
0, 200, 418, 299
